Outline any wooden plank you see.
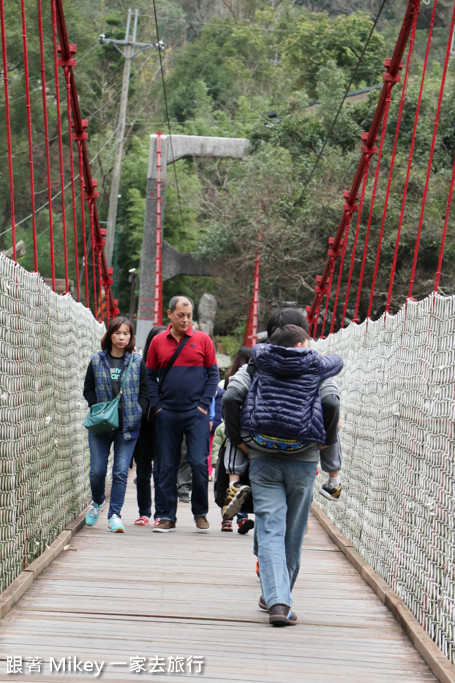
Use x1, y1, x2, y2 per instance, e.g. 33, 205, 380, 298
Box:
0, 472, 441, 682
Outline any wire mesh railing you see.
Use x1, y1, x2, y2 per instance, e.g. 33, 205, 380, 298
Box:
313, 292, 455, 665
0, 254, 103, 593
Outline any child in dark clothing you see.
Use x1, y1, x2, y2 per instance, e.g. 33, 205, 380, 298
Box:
217, 346, 254, 532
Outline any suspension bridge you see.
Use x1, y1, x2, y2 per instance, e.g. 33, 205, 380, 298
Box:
0, 0, 454, 681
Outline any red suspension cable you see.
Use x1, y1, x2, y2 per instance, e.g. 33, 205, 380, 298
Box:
77, 139, 90, 307
37, 0, 56, 289
97, 246, 103, 322
378, 6, 418, 313
62, 49, 81, 302
396, 0, 437, 291
88, 196, 98, 315
341, 155, 372, 327
20, 0, 38, 272
329, 218, 352, 335
319, 255, 336, 339
307, 0, 420, 335
55, 0, 117, 319
311, 207, 355, 338
367, 83, 393, 319
243, 234, 262, 347
407, 1, 455, 300
434, 153, 455, 293
354, 102, 390, 322
384, 7, 420, 312
52, 0, 69, 292
0, 0, 17, 261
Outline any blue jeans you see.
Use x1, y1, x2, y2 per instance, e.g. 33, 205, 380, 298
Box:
155, 407, 210, 521
88, 429, 137, 519
249, 456, 317, 609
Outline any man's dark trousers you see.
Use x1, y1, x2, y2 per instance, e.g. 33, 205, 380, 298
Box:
155, 407, 210, 522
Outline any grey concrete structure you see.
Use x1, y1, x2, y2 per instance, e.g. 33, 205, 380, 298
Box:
197, 293, 217, 337
136, 134, 249, 349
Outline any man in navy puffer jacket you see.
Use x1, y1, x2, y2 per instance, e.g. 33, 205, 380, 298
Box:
236, 324, 343, 626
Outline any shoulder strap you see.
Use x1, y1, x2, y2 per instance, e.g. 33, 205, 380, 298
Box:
159, 334, 190, 393
119, 354, 135, 394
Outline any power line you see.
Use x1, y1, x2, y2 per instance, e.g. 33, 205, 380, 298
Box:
136, 9, 385, 37
99, 9, 164, 266
152, 0, 186, 232
295, 0, 388, 206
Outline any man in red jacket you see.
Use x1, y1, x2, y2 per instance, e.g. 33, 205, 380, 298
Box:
146, 296, 219, 533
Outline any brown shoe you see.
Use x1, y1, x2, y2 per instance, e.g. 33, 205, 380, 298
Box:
269, 604, 297, 626
152, 519, 176, 533
258, 595, 268, 611
194, 516, 210, 533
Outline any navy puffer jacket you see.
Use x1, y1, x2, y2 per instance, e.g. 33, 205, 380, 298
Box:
240, 344, 343, 443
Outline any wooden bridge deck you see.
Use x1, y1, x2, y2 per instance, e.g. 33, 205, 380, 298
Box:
0, 472, 438, 682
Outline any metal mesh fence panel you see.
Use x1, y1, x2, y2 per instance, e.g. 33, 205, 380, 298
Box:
313, 292, 455, 665
0, 255, 103, 592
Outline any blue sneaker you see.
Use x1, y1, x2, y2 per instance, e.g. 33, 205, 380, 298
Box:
107, 514, 125, 533
85, 501, 103, 527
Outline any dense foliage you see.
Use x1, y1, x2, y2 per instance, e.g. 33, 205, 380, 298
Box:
1, 0, 454, 338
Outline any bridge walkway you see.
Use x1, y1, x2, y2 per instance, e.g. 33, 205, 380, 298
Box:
0, 472, 437, 682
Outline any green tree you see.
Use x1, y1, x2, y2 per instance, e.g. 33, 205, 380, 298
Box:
165, 18, 278, 122
282, 11, 385, 98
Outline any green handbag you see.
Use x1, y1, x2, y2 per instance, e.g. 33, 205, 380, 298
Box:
83, 355, 134, 435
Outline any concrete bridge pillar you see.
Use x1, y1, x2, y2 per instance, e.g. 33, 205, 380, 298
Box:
136, 134, 249, 349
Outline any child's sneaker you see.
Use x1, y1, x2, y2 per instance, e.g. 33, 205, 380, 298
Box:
85, 501, 103, 527
107, 514, 125, 533
319, 482, 342, 501
221, 520, 233, 532
237, 518, 254, 535
222, 482, 251, 520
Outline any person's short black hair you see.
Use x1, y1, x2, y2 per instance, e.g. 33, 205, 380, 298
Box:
168, 295, 194, 313
143, 325, 166, 359
266, 308, 309, 338
269, 324, 309, 348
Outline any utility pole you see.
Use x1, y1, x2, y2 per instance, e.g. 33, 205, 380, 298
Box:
99, 9, 164, 267
127, 267, 137, 322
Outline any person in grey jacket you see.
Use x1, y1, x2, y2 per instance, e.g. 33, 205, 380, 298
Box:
222, 311, 343, 626
223, 309, 343, 514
